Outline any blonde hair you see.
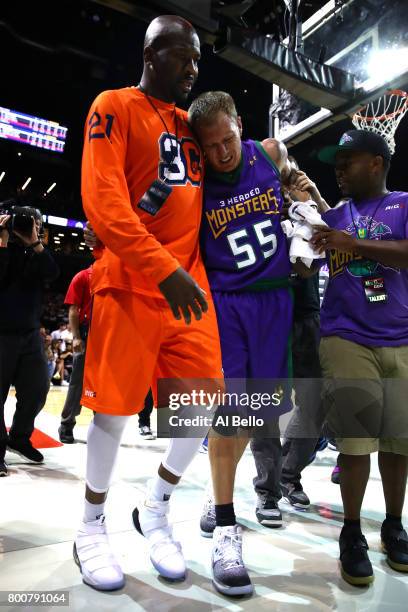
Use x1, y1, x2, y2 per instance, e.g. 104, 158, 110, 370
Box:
188, 91, 238, 128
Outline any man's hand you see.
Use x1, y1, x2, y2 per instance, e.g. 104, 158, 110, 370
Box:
0, 214, 10, 246
158, 267, 208, 325
280, 187, 293, 220
84, 221, 103, 249
289, 170, 329, 212
72, 338, 84, 353
311, 225, 357, 254
290, 170, 317, 195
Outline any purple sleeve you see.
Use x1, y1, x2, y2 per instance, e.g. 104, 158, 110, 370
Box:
404, 196, 408, 238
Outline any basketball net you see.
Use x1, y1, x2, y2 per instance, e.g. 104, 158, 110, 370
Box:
352, 89, 408, 155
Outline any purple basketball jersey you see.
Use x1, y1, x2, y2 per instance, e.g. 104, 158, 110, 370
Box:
201, 140, 291, 291
321, 191, 408, 346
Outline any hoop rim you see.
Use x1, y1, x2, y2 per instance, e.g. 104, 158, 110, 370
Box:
353, 89, 408, 122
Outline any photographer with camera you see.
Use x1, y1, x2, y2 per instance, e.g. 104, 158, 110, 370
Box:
0, 204, 59, 476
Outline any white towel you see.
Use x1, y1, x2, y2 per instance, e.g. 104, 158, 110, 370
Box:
281, 200, 327, 267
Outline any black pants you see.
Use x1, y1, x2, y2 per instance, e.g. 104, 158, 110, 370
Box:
251, 423, 283, 500
60, 349, 85, 428
0, 330, 49, 459
138, 389, 154, 427
252, 314, 324, 496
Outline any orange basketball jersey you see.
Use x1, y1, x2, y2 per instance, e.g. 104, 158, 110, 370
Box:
81, 87, 209, 297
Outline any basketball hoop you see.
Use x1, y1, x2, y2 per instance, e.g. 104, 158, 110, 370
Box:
352, 89, 408, 155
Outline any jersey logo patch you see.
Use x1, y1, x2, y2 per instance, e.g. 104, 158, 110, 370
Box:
158, 133, 202, 187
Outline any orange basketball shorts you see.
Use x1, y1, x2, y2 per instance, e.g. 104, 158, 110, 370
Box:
81, 289, 223, 415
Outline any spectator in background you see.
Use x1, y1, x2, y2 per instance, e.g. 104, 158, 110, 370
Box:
51, 338, 65, 384
59, 266, 92, 444
51, 321, 72, 352
59, 341, 73, 385
51, 321, 67, 341
0, 207, 59, 477
44, 334, 56, 381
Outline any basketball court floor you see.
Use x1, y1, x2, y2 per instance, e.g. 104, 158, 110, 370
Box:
1, 387, 407, 612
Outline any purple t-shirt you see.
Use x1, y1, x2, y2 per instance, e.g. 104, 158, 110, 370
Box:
320, 191, 408, 346
201, 139, 291, 291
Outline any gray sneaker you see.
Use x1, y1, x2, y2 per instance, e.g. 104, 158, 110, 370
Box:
255, 494, 283, 527
281, 482, 310, 509
139, 426, 155, 440
200, 496, 216, 537
212, 525, 253, 596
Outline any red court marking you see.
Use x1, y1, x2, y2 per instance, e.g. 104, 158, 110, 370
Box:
7, 428, 62, 449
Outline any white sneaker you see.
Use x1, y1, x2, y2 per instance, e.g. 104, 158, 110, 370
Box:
132, 498, 186, 580
74, 515, 125, 591
212, 525, 253, 596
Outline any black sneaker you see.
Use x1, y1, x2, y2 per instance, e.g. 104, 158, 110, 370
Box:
281, 482, 310, 509
7, 440, 44, 463
0, 460, 8, 477
255, 494, 282, 527
212, 525, 253, 596
200, 495, 216, 537
381, 520, 408, 573
58, 426, 75, 444
339, 527, 374, 586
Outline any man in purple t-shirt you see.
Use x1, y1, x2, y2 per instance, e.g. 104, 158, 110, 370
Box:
313, 129, 408, 586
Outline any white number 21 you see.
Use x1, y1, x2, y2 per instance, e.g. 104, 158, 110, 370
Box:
227, 220, 277, 269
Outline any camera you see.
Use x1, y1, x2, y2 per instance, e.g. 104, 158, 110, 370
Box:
0, 201, 44, 238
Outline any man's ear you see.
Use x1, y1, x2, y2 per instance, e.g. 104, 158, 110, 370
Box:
143, 45, 155, 69
373, 155, 384, 174
237, 116, 243, 135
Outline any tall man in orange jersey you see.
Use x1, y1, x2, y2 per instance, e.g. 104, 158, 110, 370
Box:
75, 15, 222, 591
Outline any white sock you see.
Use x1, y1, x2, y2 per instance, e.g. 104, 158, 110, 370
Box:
161, 435, 208, 477
150, 475, 176, 502
85, 412, 129, 492
81, 412, 129, 524
147, 435, 208, 502
83, 498, 106, 523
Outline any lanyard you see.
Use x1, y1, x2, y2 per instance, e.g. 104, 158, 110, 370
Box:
138, 85, 179, 170
348, 193, 389, 239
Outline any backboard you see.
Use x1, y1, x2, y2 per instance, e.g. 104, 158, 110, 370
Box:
271, 0, 408, 146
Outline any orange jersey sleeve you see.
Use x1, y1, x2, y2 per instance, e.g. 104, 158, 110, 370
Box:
81, 89, 180, 286
81, 87, 207, 298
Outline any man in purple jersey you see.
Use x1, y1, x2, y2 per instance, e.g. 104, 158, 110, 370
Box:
313, 129, 408, 586
188, 91, 315, 596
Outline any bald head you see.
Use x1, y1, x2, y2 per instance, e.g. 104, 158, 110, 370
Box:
140, 15, 201, 105
144, 15, 198, 51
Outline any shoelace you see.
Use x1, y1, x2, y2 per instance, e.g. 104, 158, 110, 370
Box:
203, 498, 215, 519
260, 495, 278, 510
217, 532, 244, 570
